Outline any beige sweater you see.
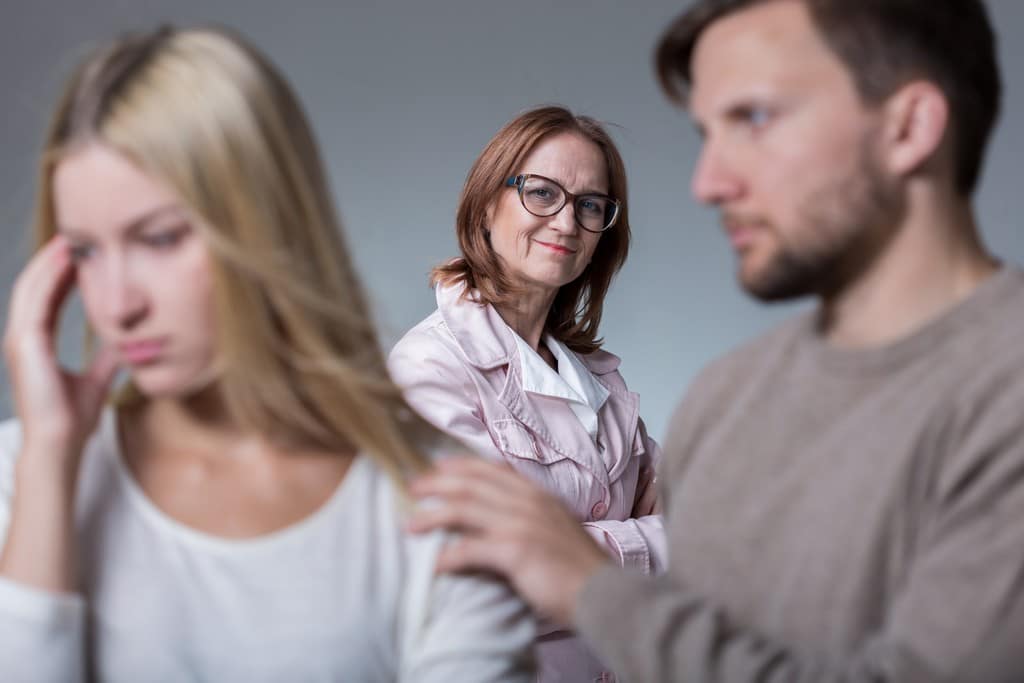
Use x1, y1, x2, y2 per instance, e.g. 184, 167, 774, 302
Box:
577, 267, 1024, 682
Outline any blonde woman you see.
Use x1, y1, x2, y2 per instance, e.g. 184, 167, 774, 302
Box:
0, 26, 533, 682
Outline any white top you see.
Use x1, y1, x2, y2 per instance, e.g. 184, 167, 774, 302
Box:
0, 411, 534, 682
511, 333, 610, 440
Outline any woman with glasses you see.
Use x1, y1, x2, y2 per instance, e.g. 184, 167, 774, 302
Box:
0, 26, 535, 681
389, 106, 666, 682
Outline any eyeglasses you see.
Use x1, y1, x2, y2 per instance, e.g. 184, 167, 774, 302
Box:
505, 174, 621, 233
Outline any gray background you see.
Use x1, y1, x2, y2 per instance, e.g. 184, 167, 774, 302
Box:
1, 0, 1021, 439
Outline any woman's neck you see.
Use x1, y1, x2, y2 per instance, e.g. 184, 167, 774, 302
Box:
493, 284, 558, 352
117, 386, 354, 540
122, 384, 264, 462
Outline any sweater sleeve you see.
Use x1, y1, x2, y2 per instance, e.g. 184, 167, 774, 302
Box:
0, 420, 87, 683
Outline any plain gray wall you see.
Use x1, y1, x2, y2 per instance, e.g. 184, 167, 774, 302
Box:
1, 0, 1021, 438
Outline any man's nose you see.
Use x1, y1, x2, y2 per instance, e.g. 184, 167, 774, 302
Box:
691, 140, 745, 206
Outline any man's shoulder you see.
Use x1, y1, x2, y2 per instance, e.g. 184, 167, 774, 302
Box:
967, 266, 1024, 341
939, 267, 1024, 381
945, 270, 1024, 417
694, 313, 810, 390
662, 313, 809, 444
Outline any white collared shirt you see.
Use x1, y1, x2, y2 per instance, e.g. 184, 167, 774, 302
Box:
511, 332, 610, 441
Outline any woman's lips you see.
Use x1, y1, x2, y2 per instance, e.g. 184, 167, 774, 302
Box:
118, 339, 166, 364
535, 240, 577, 255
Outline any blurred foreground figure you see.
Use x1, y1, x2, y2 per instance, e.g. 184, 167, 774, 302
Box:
0, 25, 534, 682
409, 1, 1024, 680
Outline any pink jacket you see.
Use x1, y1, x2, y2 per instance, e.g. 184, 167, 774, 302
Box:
389, 283, 666, 682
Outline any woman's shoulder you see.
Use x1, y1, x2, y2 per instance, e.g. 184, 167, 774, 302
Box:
389, 306, 478, 381
353, 444, 535, 678
342, 449, 450, 585
348, 438, 451, 509
390, 308, 449, 356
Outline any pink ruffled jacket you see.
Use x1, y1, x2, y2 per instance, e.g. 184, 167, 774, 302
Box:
389, 283, 666, 682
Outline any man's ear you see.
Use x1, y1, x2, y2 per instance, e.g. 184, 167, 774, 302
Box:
879, 80, 950, 178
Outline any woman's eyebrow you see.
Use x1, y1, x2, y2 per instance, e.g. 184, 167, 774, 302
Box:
58, 204, 183, 239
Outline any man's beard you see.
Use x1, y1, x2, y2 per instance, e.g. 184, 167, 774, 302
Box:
733, 147, 903, 303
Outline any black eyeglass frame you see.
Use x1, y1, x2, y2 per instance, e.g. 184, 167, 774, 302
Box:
505, 173, 621, 233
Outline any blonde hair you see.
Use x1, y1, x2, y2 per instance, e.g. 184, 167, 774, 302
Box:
34, 25, 437, 481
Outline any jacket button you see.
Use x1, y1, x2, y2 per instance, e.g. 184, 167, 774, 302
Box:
591, 500, 607, 518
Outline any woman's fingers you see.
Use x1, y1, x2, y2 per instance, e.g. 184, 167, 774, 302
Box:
7, 235, 74, 337
434, 535, 517, 575
407, 502, 489, 536
3, 240, 72, 416
3, 236, 109, 455
409, 459, 613, 624
408, 457, 587, 560
81, 346, 120, 406
409, 488, 525, 537
411, 458, 544, 522
423, 456, 536, 497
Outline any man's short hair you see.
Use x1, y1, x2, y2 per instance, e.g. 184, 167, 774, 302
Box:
656, 0, 1002, 196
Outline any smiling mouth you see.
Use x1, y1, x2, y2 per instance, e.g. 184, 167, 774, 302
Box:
534, 240, 578, 255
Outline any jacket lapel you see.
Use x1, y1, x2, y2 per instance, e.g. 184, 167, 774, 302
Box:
435, 282, 639, 488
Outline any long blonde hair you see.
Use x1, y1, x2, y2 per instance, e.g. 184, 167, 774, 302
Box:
33, 25, 437, 481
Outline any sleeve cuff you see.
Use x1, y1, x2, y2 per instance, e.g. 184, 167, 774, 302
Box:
0, 575, 85, 627
582, 520, 651, 574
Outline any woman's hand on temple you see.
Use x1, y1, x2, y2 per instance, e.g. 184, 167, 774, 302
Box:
3, 235, 119, 462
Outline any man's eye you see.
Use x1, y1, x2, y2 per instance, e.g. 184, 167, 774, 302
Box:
746, 107, 772, 128
727, 104, 775, 132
